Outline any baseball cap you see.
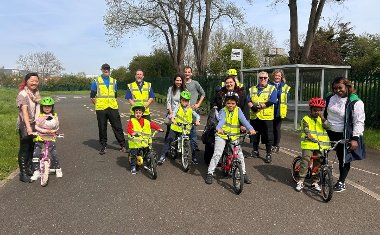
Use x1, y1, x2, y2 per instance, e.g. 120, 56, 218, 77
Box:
101, 63, 111, 70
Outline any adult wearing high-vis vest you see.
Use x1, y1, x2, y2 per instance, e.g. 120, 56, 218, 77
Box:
295, 97, 330, 192
247, 71, 278, 163
220, 69, 244, 90
269, 69, 291, 153
90, 63, 127, 155
125, 69, 155, 120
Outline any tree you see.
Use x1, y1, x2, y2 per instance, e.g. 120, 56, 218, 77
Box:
104, 0, 245, 76
16, 51, 64, 84
273, 0, 345, 63
348, 34, 380, 75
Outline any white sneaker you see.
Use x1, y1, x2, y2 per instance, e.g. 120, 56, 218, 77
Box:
312, 182, 321, 192
295, 181, 304, 192
56, 168, 63, 178
30, 171, 40, 181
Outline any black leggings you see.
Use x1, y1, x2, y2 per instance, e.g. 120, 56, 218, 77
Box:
327, 130, 351, 183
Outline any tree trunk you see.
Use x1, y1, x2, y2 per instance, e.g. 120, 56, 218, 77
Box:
177, 0, 187, 73
198, 0, 211, 76
288, 0, 300, 64
301, 0, 326, 63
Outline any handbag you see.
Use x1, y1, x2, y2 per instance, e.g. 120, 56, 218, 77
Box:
164, 113, 171, 125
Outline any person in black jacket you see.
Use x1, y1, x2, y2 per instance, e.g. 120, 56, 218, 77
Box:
324, 77, 365, 192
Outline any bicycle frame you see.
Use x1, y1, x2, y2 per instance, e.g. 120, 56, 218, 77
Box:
221, 133, 247, 175
170, 123, 192, 154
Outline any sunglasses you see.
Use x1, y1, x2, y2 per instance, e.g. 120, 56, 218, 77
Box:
259, 77, 268, 80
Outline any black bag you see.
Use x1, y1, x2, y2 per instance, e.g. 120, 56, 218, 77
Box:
201, 107, 218, 144
345, 136, 366, 163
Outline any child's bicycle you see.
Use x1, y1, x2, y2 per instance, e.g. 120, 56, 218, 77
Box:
33, 133, 64, 187
291, 139, 349, 202
167, 123, 193, 172
218, 132, 250, 195
128, 131, 160, 179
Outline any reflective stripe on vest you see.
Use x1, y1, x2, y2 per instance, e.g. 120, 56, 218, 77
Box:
170, 106, 193, 134
300, 116, 330, 150
128, 118, 152, 149
95, 76, 118, 110
249, 85, 275, 120
217, 106, 240, 141
128, 82, 151, 115
280, 84, 291, 118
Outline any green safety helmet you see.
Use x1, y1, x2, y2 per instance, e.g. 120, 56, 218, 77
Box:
40, 97, 55, 106
180, 90, 192, 100
132, 102, 145, 112
227, 69, 238, 76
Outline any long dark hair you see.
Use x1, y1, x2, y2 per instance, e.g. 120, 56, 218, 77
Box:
172, 73, 186, 95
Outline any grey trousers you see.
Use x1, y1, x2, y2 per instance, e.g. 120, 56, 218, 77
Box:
207, 135, 246, 175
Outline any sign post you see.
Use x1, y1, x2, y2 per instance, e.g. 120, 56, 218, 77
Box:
231, 48, 244, 84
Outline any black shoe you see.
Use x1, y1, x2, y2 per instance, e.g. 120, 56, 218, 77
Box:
119, 146, 127, 153
158, 155, 165, 165
265, 154, 272, 163
251, 150, 260, 158
192, 158, 198, 165
19, 173, 31, 183
271, 146, 280, 153
334, 181, 346, 192
244, 174, 252, 184
99, 146, 106, 155
205, 174, 213, 184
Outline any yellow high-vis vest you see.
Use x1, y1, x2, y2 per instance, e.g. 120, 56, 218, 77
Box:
300, 116, 330, 150
128, 118, 152, 149
170, 106, 193, 134
279, 84, 291, 118
217, 107, 240, 141
249, 84, 275, 120
95, 76, 118, 110
128, 81, 152, 115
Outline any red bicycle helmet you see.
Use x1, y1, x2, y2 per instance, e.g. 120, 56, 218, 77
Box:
309, 97, 325, 108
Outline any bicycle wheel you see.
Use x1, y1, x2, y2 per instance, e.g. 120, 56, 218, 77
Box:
148, 151, 158, 180
168, 142, 177, 160
291, 156, 302, 183
320, 165, 333, 202
231, 160, 244, 195
40, 160, 49, 187
181, 139, 191, 172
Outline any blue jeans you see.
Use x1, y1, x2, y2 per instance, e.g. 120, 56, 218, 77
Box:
190, 125, 197, 159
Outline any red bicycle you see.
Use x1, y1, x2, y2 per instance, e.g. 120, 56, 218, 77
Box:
219, 133, 250, 195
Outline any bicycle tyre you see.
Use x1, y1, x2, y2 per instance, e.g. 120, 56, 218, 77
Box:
291, 156, 302, 183
168, 143, 177, 160
320, 165, 334, 202
149, 151, 158, 180
41, 160, 49, 187
231, 160, 244, 195
181, 139, 191, 172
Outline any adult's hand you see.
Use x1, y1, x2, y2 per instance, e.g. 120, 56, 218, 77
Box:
350, 139, 358, 151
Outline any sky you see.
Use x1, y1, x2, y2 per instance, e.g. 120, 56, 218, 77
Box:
1, 0, 379, 75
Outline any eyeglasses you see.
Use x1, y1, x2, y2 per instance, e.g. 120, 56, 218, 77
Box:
259, 77, 268, 80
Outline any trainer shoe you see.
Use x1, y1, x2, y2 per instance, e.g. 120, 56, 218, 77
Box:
251, 150, 260, 158
30, 171, 40, 181
99, 146, 106, 155
205, 174, 213, 184
244, 174, 252, 184
312, 182, 321, 192
192, 157, 198, 165
265, 153, 272, 163
271, 146, 280, 153
334, 181, 346, 192
56, 168, 63, 178
119, 146, 127, 153
131, 166, 137, 175
295, 181, 304, 192
158, 156, 166, 165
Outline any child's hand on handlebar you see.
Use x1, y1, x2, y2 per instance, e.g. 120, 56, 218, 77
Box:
216, 129, 224, 134
240, 126, 246, 132
158, 129, 164, 132
249, 129, 256, 135
195, 120, 200, 126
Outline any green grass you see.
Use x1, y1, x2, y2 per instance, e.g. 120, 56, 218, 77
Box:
364, 128, 380, 150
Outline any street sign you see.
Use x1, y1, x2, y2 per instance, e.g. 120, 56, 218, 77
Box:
231, 49, 243, 61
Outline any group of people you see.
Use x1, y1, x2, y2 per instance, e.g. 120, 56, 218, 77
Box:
16, 64, 366, 193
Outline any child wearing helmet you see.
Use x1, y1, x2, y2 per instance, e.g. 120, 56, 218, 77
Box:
158, 90, 201, 165
205, 92, 256, 185
31, 97, 62, 181
126, 102, 164, 174
295, 97, 330, 192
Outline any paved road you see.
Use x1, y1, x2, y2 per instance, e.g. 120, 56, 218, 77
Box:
1, 95, 379, 234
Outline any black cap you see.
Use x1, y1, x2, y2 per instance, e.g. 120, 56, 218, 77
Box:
101, 63, 110, 70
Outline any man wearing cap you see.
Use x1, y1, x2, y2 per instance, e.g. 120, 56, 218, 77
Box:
90, 63, 127, 155
125, 69, 155, 120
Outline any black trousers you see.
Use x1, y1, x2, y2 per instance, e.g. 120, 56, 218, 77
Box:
273, 117, 283, 147
18, 132, 35, 173
250, 119, 274, 154
96, 108, 126, 148
327, 130, 350, 183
